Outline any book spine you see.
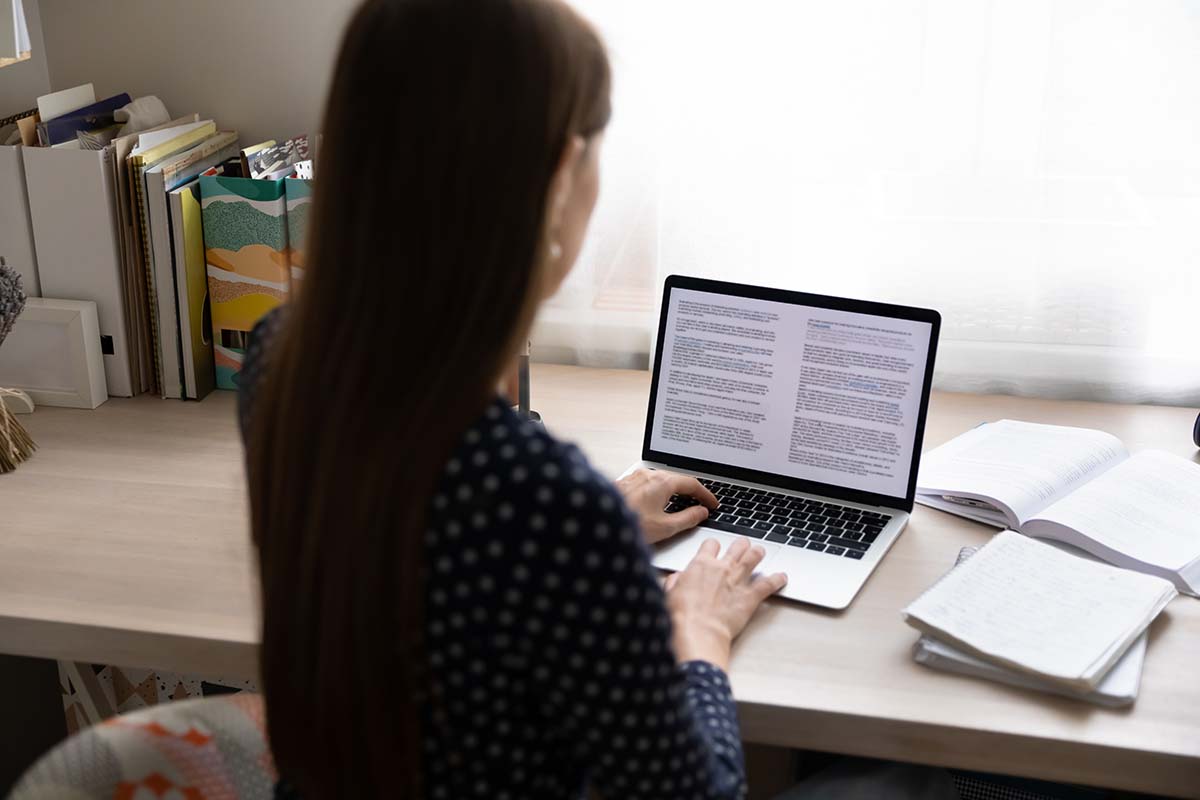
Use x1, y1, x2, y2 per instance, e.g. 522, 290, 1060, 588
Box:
124, 157, 154, 393
148, 170, 182, 400
134, 165, 163, 395
168, 190, 194, 398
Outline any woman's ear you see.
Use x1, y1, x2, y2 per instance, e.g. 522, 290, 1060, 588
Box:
539, 134, 599, 301
547, 135, 587, 229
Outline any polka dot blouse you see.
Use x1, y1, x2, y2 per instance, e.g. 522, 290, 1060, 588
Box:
240, 310, 748, 799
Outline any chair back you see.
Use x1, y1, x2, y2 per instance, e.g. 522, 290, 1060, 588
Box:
10, 693, 277, 800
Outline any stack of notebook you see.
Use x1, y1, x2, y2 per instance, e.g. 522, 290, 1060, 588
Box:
903, 530, 1176, 706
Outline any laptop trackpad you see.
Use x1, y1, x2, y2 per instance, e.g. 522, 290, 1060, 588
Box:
653, 528, 785, 574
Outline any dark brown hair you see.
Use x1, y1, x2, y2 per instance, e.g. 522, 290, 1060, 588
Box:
246, 0, 610, 795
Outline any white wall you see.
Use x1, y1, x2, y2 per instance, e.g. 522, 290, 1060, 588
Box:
0, 2, 14, 59
0, 0, 49, 113
37, 0, 359, 144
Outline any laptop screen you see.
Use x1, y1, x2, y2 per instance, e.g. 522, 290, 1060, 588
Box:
645, 278, 940, 508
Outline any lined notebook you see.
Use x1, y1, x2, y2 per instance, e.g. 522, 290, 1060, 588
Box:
912, 546, 1149, 707
902, 530, 1176, 693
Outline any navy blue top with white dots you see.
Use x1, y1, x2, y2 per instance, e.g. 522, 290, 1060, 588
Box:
241, 310, 748, 800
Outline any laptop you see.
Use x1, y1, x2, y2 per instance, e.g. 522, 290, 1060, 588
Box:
625, 275, 941, 609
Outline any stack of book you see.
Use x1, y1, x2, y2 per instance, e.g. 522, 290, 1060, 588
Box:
910, 544, 1153, 706
906, 419, 1200, 705
904, 531, 1176, 707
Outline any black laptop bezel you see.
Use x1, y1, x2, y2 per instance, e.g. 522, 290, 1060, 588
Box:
641, 275, 941, 513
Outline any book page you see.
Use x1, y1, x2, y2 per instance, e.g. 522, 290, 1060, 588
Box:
903, 530, 1176, 685
914, 631, 1146, 707
1028, 450, 1200, 573
917, 420, 1128, 525
916, 494, 1009, 527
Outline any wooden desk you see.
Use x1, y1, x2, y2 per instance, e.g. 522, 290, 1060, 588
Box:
2, 365, 1199, 797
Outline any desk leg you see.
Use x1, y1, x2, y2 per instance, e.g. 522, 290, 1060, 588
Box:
745, 742, 800, 800
0, 655, 67, 794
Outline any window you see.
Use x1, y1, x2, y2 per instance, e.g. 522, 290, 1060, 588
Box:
537, 0, 1200, 404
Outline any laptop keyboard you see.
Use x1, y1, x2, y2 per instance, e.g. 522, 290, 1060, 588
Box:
664, 478, 892, 561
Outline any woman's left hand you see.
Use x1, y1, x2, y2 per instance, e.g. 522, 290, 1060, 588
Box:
615, 468, 719, 545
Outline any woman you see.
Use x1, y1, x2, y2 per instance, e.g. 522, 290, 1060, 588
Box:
242, 0, 787, 797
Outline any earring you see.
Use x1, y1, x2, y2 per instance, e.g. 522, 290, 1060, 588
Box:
549, 241, 563, 261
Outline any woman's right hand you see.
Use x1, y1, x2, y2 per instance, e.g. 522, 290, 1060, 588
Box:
663, 538, 788, 671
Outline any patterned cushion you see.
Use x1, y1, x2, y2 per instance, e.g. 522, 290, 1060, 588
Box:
11, 694, 277, 800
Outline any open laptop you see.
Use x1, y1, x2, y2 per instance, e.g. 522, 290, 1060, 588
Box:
625, 276, 941, 609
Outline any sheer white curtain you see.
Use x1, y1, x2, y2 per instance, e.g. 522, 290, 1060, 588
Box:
17, 1, 30, 54
12, 0, 30, 54
534, 0, 1200, 405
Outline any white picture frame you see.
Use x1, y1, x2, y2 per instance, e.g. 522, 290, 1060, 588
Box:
0, 297, 107, 408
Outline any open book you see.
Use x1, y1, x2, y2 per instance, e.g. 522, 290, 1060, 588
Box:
917, 420, 1200, 596
903, 531, 1176, 692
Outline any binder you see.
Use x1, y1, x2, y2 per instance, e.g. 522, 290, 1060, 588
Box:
0, 145, 40, 297
22, 145, 134, 397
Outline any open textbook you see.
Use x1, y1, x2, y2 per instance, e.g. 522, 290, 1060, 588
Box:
917, 420, 1200, 595
903, 531, 1176, 693
912, 546, 1148, 707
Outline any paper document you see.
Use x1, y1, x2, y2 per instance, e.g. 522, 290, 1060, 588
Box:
131, 121, 212, 156
903, 530, 1176, 689
914, 633, 1146, 707
912, 543, 1148, 707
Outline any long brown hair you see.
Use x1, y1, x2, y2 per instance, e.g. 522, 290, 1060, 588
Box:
246, 1, 610, 795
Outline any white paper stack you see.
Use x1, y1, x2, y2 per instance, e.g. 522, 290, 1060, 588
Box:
904, 531, 1176, 705
912, 546, 1148, 707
